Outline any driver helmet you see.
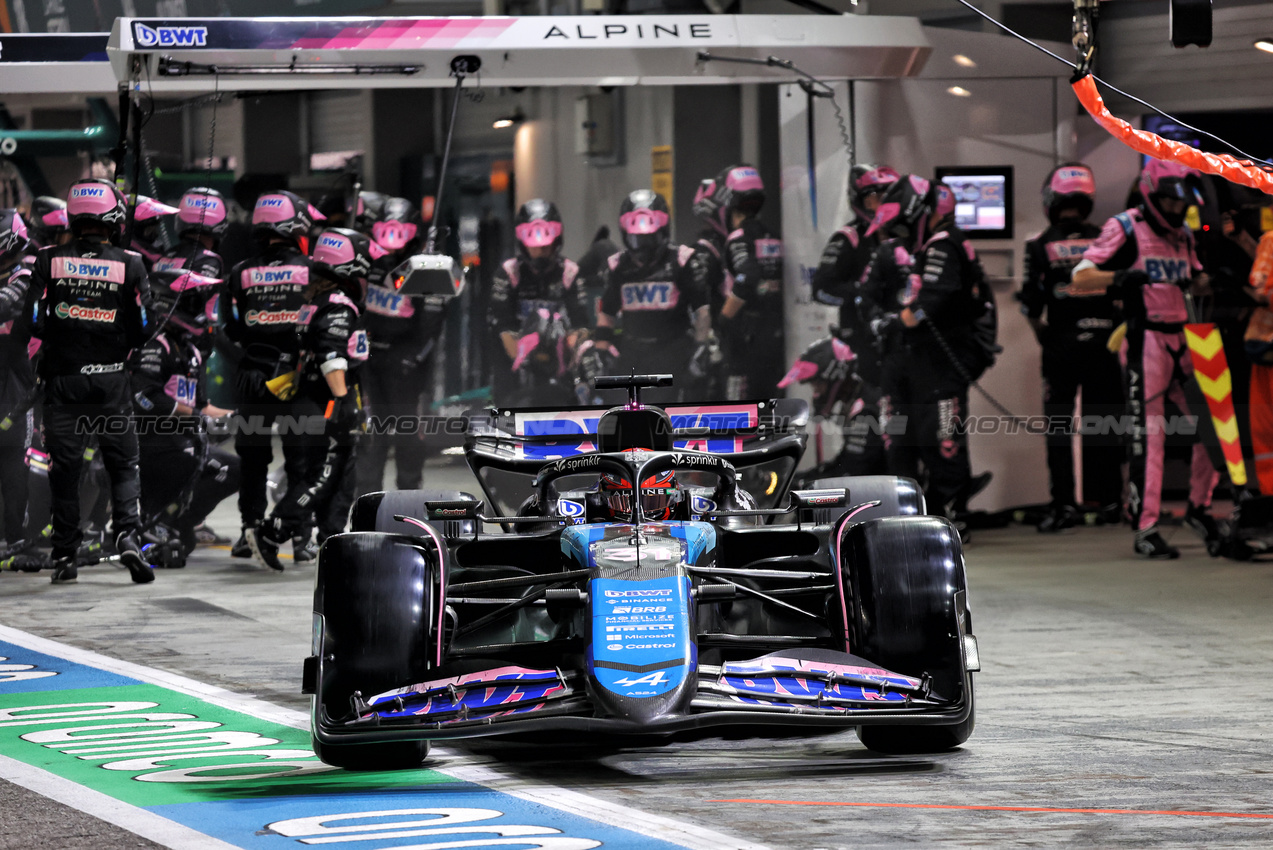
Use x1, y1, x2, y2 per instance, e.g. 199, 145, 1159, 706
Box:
777, 334, 858, 413
0, 209, 31, 269
1042, 162, 1096, 225
849, 164, 901, 223
599, 468, 682, 522
28, 196, 68, 247
514, 198, 564, 273
866, 174, 935, 250
131, 196, 180, 264
1139, 158, 1202, 232
619, 190, 670, 266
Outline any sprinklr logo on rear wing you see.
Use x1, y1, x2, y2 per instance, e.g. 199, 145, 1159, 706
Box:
132, 22, 209, 48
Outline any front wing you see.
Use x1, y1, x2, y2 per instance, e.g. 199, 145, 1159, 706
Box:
312, 654, 973, 744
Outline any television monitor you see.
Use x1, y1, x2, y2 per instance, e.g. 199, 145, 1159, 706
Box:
934, 166, 1014, 240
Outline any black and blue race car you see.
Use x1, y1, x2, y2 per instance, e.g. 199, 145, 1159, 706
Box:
305, 375, 979, 769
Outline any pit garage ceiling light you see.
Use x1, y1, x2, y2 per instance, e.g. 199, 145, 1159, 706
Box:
1256, 39, 1273, 54
952, 53, 976, 68
947, 85, 971, 97
493, 110, 524, 129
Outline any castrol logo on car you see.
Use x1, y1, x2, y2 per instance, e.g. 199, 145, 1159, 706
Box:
245, 308, 300, 326
54, 302, 116, 322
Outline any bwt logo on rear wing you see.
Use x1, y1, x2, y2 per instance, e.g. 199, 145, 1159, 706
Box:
511, 404, 758, 460
132, 22, 209, 48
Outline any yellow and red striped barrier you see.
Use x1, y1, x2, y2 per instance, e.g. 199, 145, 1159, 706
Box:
1185, 323, 1248, 486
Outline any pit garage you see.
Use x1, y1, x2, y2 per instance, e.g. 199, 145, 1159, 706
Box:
2, 1, 1273, 847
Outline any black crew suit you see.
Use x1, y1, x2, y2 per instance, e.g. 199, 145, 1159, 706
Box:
30, 236, 151, 558
1020, 221, 1122, 509
225, 243, 314, 528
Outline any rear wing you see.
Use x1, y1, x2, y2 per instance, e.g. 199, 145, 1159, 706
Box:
468, 398, 809, 461
464, 398, 809, 519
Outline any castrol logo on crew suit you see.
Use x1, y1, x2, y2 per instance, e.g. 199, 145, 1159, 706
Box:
621, 281, 679, 310
245, 308, 301, 326
54, 302, 117, 322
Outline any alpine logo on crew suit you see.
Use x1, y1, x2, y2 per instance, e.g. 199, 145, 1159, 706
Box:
621, 281, 679, 310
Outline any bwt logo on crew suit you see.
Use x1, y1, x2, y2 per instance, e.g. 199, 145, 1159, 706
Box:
133, 22, 209, 47
621, 281, 678, 310
1143, 257, 1191, 282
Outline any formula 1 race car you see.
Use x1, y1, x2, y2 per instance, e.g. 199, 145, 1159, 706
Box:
305, 375, 979, 769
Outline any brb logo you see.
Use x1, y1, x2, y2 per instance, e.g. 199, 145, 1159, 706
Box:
133, 23, 209, 48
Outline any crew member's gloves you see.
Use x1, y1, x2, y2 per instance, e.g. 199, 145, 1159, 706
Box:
869, 313, 901, 344
235, 368, 268, 401
689, 335, 723, 379
1110, 269, 1149, 299
326, 394, 365, 436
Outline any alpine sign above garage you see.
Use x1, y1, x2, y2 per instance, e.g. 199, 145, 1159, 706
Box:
107, 14, 931, 91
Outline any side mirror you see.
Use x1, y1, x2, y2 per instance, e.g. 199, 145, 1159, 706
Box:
790, 488, 849, 526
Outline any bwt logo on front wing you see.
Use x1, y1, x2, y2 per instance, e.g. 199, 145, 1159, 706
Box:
133, 23, 209, 48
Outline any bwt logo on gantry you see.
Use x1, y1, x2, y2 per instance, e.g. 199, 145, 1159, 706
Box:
133, 23, 209, 48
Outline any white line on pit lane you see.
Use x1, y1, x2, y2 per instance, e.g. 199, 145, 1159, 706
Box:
0, 753, 241, 850
0, 624, 768, 850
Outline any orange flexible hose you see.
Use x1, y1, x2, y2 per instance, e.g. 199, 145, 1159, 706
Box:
1072, 75, 1273, 196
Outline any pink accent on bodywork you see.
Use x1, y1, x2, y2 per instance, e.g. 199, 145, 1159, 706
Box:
67, 183, 118, 216
777, 359, 819, 389
372, 219, 418, 251
1050, 166, 1094, 196
512, 330, 540, 371
619, 208, 668, 235
52, 256, 126, 284
830, 511, 854, 651
133, 197, 179, 221
515, 219, 562, 248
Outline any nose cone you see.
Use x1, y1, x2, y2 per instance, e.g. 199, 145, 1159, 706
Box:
587, 573, 697, 723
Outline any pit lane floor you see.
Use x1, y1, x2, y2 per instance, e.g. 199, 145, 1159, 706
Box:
2, 460, 1273, 848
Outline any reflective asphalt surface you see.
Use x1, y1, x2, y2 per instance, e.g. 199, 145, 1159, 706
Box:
2, 459, 1273, 848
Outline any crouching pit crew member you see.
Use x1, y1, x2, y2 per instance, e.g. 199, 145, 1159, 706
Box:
248, 228, 375, 571
130, 270, 239, 564
31, 178, 154, 584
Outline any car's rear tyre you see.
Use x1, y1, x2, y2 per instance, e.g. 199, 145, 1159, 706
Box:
842, 515, 973, 753
312, 532, 443, 770
808, 475, 925, 525
350, 489, 478, 540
